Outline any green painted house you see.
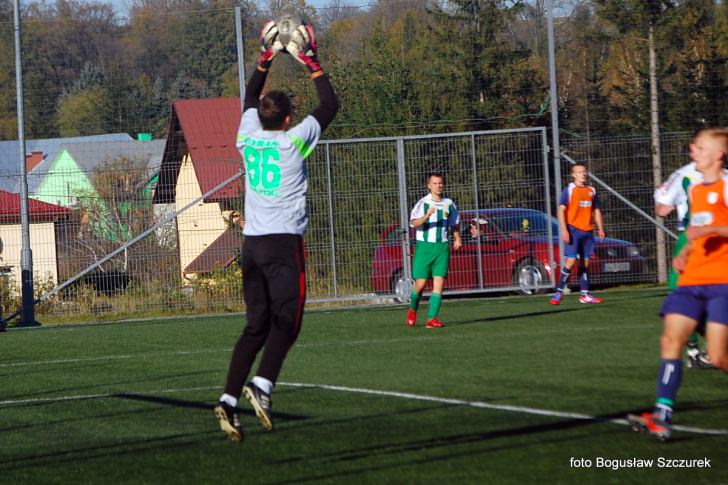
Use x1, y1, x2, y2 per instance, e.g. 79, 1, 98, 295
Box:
31, 140, 166, 242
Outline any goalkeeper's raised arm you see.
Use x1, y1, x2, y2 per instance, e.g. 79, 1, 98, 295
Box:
309, 70, 338, 134
243, 21, 284, 112
286, 23, 339, 133
243, 21, 283, 112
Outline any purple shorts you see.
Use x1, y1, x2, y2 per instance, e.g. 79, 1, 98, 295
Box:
660, 284, 728, 325
564, 226, 595, 260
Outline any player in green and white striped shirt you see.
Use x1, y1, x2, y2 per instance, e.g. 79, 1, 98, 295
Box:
406, 172, 462, 328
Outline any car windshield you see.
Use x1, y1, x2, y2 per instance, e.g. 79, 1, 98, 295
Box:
485, 211, 558, 237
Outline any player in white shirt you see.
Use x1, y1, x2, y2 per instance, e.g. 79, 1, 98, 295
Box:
405, 173, 462, 328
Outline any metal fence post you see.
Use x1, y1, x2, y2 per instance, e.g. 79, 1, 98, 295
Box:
235, 6, 246, 111
324, 143, 338, 298
470, 133, 484, 289
396, 138, 412, 299
547, 0, 564, 272
542, 127, 556, 286
14, 0, 37, 327
649, 25, 667, 283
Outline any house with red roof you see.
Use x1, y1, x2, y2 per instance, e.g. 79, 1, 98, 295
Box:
0, 190, 70, 292
154, 98, 244, 282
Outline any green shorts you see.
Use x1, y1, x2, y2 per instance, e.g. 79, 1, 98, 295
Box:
668, 231, 688, 290
412, 242, 450, 279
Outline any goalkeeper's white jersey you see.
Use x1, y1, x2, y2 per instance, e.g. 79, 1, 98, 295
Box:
410, 194, 459, 243
654, 162, 728, 230
236, 108, 322, 236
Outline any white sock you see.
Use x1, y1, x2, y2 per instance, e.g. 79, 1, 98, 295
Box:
252, 376, 273, 394
219, 393, 238, 408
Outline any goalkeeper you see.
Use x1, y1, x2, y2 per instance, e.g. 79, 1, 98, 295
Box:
214, 19, 338, 442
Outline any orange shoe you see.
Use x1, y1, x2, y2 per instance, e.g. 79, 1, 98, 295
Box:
579, 294, 603, 304
425, 318, 443, 328
627, 412, 671, 441
406, 309, 417, 327
549, 291, 563, 305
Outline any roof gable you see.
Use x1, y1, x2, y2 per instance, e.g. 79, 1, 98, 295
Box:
154, 98, 242, 204
33, 149, 95, 207
0, 133, 134, 193
28, 139, 166, 195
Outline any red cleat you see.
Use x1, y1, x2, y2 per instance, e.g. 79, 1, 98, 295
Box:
579, 294, 603, 304
549, 292, 563, 305
627, 412, 671, 441
406, 309, 417, 327
425, 318, 443, 328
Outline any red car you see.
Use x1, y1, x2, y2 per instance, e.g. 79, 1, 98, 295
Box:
371, 208, 645, 301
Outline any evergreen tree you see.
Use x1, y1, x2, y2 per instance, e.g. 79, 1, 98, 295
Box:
170, 71, 205, 101
0, 0, 17, 140
173, 0, 240, 97
416, 0, 545, 131
660, 0, 728, 129
150, 76, 170, 137
595, 0, 676, 133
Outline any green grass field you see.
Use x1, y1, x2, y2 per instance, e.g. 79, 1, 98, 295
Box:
1, 288, 727, 484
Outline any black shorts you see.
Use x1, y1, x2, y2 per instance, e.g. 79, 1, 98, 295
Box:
242, 234, 306, 336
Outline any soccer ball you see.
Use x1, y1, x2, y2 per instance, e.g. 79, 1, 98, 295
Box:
276, 15, 303, 47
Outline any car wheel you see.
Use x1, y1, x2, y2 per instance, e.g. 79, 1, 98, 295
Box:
514, 259, 546, 295
391, 270, 413, 303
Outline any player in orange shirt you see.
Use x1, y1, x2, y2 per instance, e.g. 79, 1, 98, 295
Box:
628, 127, 728, 441
550, 163, 606, 305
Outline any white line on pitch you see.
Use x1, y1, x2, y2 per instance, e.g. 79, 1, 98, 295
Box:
278, 382, 728, 437
0, 350, 232, 368
0, 355, 134, 367
0, 386, 219, 406
0, 382, 726, 437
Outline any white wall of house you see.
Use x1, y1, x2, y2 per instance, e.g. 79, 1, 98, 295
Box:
0, 222, 59, 292
175, 153, 227, 282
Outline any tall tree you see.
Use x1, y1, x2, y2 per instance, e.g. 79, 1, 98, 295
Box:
556, 2, 611, 136
413, 0, 547, 131
596, 0, 676, 282
0, 0, 17, 139
57, 88, 107, 136
173, 0, 239, 97
660, 0, 728, 129
594, 0, 676, 132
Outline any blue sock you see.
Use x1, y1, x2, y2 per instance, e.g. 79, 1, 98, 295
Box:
556, 267, 571, 291
579, 267, 589, 294
654, 359, 682, 423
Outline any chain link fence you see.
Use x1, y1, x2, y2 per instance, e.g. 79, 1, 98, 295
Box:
2, 127, 554, 319
562, 131, 692, 281
0, 1, 713, 323
2, 123, 679, 322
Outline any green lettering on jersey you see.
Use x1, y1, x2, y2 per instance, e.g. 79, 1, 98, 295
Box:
243, 146, 282, 197
239, 136, 280, 149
